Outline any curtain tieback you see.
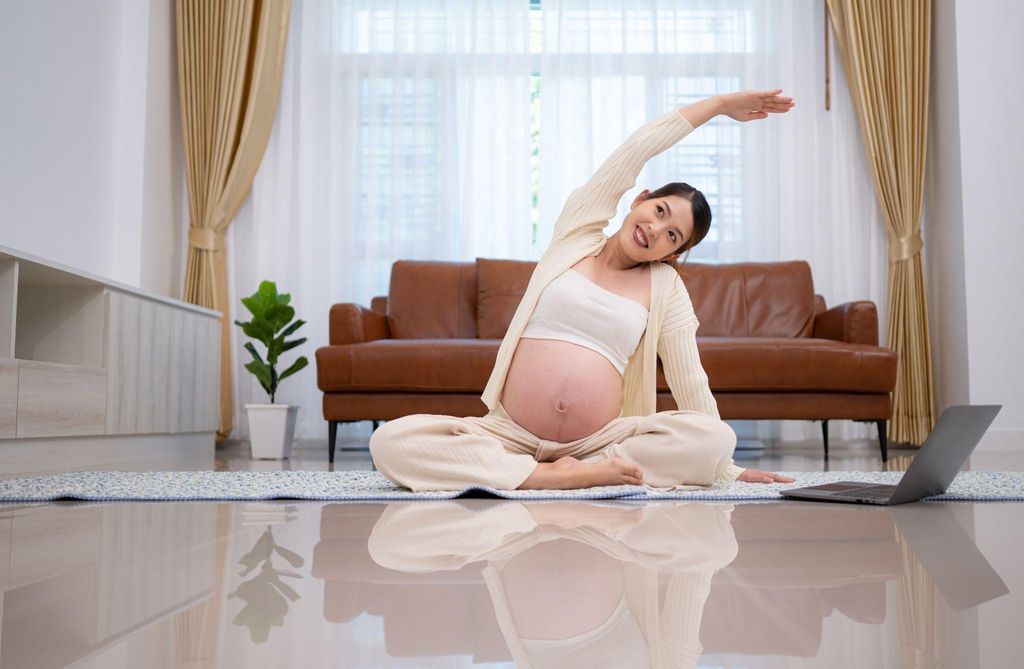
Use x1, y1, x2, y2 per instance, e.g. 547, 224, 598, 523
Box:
189, 227, 225, 252
889, 231, 923, 263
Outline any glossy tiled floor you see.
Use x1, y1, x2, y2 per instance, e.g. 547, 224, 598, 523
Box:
0, 436, 1022, 668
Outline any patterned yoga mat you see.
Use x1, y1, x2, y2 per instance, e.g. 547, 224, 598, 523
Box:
0, 470, 1022, 503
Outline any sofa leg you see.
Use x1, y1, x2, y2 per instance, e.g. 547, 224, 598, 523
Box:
877, 420, 888, 463
328, 420, 338, 464
372, 420, 380, 431
821, 419, 830, 459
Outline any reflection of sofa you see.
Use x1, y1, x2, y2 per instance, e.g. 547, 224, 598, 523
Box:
311, 502, 902, 662
316, 259, 897, 461
310, 504, 510, 662
700, 503, 900, 657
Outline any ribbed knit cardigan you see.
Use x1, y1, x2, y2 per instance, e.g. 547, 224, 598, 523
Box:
481, 108, 744, 482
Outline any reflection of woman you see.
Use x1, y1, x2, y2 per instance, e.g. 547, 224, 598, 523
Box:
371, 92, 795, 491
368, 501, 738, 668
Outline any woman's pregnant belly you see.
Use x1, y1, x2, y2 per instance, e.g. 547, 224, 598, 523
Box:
501, 338, 624, 443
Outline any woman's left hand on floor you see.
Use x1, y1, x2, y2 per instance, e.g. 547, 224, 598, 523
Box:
737, 468, 796, 484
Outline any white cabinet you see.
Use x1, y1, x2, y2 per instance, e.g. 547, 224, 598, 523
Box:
15, 360, 106, 438
0, 358, 16, 438
0, 245, 221, 441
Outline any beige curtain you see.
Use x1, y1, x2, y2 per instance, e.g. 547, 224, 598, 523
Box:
177, 0, 292, 441
827, 0, 935, 445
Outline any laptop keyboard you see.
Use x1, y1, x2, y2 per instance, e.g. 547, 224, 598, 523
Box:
832, 486, 896, 500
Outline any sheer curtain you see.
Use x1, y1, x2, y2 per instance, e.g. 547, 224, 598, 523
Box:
230, 0, 532, 441
231, 0, 887, 445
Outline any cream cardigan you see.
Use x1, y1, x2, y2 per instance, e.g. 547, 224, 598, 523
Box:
481, 108, 744, 482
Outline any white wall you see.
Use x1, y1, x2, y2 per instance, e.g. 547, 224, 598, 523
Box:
954, 0, 1024, 447
925, 0, 1024, 450
0, 0, 184, 298
924, 0, 970, 413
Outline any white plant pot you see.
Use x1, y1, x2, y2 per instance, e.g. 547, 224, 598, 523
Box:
245, 404, 299, 460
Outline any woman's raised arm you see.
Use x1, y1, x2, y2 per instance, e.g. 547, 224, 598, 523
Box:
680, 89, 794, 127
548, 108, 700, 247
548, 89, 793, 249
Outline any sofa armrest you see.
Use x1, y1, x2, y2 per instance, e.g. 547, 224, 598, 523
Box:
370, 295, 388, 313
813, 294, 827, 318
813, 301, 879, 346
329, 303, 390, 345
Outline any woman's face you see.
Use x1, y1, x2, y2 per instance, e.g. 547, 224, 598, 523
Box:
618, 191, 694, 263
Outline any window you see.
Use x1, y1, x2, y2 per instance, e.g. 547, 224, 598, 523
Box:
663, 77, 743, 259
358, 77, 442, 249
353, 1, 753, 260
527, 1, 752, 259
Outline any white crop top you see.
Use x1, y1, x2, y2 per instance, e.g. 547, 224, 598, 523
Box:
521, 269, 649, 374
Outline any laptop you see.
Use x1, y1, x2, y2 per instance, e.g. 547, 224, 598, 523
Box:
781, 404, 1001, 505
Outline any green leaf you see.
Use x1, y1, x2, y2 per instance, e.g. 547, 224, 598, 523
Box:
265, 304, 295, 332
266, 337, 280, 366
243, 342, 265, 365
240, 296, 266, 319
279, 337, 306, 354
279, 319, 304, 338
277, 356, 308, 383
244, 360, 273, 396
241, 321, 274, 347
258, 280, 278, 305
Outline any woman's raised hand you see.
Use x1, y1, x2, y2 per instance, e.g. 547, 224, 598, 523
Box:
719, 89, 795, 122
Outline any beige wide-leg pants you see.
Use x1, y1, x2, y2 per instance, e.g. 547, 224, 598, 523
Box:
369, 400, 737, 492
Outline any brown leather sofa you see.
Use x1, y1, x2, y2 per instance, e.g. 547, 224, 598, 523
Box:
316, 259, 897, 462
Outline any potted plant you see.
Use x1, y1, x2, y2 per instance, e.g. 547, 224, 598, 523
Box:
234, 280, 308, 459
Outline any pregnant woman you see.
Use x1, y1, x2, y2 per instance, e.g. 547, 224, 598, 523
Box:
371, 89, 797, 491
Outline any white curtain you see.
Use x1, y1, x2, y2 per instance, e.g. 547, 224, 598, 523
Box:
231, 0, 887, 445
230, 0, 532, 441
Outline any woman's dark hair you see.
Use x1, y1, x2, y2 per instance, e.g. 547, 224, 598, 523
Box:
644, 182, 711, 265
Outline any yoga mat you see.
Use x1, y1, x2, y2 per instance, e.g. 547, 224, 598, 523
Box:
0, 470, 1022, 503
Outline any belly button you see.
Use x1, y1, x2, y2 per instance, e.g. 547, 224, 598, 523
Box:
554, 400, 569, 413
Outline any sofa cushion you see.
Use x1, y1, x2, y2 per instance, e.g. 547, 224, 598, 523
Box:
468, 259, 817, 339
388, 261, 478, 339
657, 337, 897, 393
319, 337, 895, 395
475, 258, 536, 339
679, 261, 815, 338
317, 340, 499, 392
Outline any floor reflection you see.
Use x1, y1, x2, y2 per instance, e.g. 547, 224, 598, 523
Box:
0, 503, 218, 669
0, 498, 1014, 668
229, 526, 305, 643
350, 501, 735, 668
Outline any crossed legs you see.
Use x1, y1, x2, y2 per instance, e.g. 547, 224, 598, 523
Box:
369, 410, 736, 492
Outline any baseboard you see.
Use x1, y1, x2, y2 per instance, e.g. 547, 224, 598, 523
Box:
974, 428, 1024, 453
0, 432, 216, 479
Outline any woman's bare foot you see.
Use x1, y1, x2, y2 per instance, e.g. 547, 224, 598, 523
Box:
518, 456, 644, 490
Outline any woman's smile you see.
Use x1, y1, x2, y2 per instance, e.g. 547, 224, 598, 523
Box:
633, 225, 649, 249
